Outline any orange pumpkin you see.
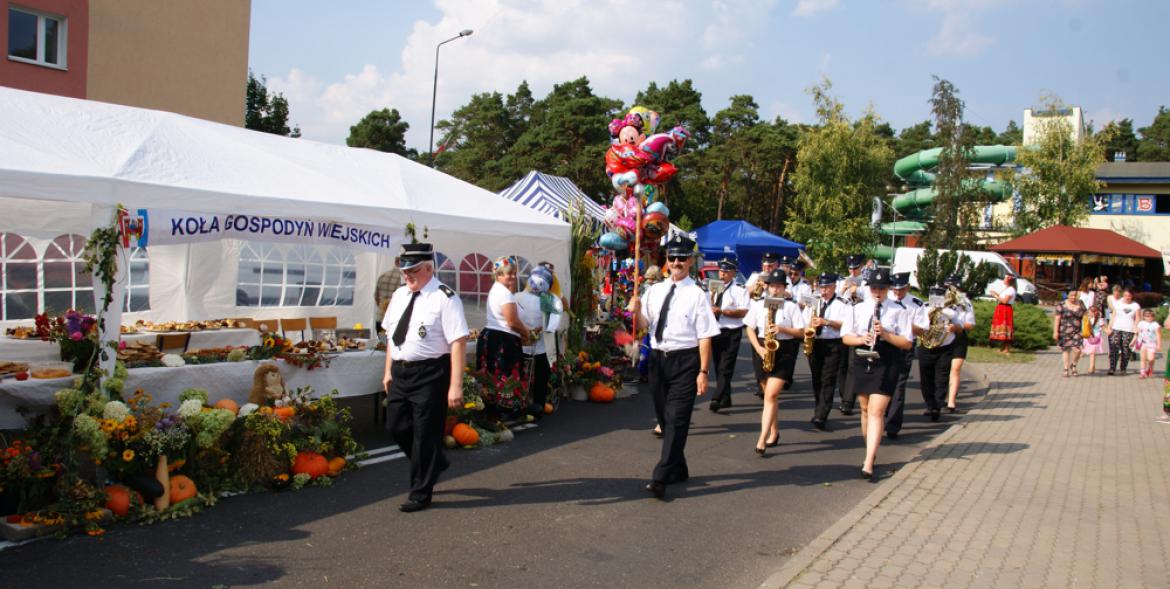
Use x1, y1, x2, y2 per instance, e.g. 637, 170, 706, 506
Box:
167, 457, 187, 473
213, 398, 239, 415
292, 451, 329, 479
444, 415, 459, 435
274, 406, 296, 421
105, 484, 132, 517
169, 475, 197, 503
543, 402, 555, 415
451, 423, 479, 446
327, 456, 347, 476
589, 382, 616, 403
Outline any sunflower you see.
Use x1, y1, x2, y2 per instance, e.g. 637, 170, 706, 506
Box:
122, 449, 135, 461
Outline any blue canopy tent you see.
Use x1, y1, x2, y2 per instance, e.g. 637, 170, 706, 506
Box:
694, 220, 803, 274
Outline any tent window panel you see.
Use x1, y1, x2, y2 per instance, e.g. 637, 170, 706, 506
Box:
6, 262, 36, 290
41, 234, 92, 313
1, 233, 40, 321
124, 247, 150, 312
337, 286, 354, 306
515, 257, 532, 288
435, 252, 458, 289
238, 284, 259, 307
319, 287, 338, 306
4, 292, 37, 321
460, 253, 492, 304
261, 286, 282, 307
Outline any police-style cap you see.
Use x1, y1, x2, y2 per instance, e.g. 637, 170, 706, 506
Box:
763, 269, 788, 285
943, 274, 962, 287
778, 255, 795, 266
790, 260, 806, 271
890, 272, 911, 288
929, 285, 947, 296
398, 243, 434, 269
761, 252, 779, 263
718, 257, 738, 271
868, 270, 891, 288
846, 254, 865, 269
665, 234, 696, 257
817, 272, 839, 286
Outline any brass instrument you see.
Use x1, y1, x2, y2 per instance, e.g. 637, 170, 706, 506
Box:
855, 303, 881, 373
802, 296, 821, 357
920, 287, 961, 350
749, 278, 766, 301
761, 297, 782, 372
844, 275, 864, 304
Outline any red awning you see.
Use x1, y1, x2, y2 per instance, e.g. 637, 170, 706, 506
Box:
989, 225, 1161, 259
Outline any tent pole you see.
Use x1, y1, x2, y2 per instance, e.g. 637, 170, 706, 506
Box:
632, 194, 643, 336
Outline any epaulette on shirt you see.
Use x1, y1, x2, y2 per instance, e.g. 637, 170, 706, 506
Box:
438, 284, 456, 297
910, 296, 923, 306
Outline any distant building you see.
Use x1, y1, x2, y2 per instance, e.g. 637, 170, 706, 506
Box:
1084, 162, 1170, 275
1023, 105, 1085, 146
1, 0, 250, 126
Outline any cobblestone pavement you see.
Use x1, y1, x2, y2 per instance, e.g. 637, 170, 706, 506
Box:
765, 348, 1170, 589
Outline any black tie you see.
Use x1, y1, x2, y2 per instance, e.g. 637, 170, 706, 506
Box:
391, 291, 420, 347
655, 284, 676, 344
714, 284, 726, 309
895, 299, 905, 309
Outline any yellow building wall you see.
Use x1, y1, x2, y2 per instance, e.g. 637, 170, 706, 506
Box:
85, 0, 250, 126
1084, 215, 1170, 264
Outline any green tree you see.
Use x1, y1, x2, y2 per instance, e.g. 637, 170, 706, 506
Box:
634, 79, 712, 147
346, 108, 413, 156
921, 76, 980, 250
245, 70, 297, 137
995, 120, 1022, 145
504, 80, 535, 144
433, 92, 515, 189
787, 80, 892, 272
895, 120, 935, 158
1010, 96, 1107, 233
1101, 118, 1139, 161
1137, 106, 1170, 161
916, 249, 998, 295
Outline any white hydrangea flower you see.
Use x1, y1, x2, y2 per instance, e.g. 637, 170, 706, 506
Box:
102, 400, 130, 421
237, 403, 259, 417
161, 353, 186, 367
178, 398, 204, 418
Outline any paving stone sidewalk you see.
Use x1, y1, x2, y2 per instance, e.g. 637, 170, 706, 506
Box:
764, 348, 1170, 589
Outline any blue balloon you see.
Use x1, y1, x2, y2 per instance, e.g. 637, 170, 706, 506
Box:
599, 232, 629, 251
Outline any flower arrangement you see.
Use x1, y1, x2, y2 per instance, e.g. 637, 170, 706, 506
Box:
35, 311, 99, 373
472, 367, 530, 411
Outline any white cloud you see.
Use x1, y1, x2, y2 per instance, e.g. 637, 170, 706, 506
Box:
766, 101, 805, 123
1087, 107, 1127, 127
911, 0, 1007, 57
269, 0, 785, 147
793, 0, 839, 17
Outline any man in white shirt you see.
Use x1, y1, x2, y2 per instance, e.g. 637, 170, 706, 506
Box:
884, 272, 929, 438
381, 242, 470, 512
788, 261, 813, 306
628, 235, 720, 500
807, 273, 850, 430
709, 258, 749, 413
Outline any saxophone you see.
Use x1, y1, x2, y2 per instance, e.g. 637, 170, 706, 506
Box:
802, 298, 820, 357
762, 297, 782, 372
920, 288, 961, 350
749, 278, 766, 301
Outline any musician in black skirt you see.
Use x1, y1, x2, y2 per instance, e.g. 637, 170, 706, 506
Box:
744, 269, 806, 456
841, 271, 914, 480
943, 275, 976, 412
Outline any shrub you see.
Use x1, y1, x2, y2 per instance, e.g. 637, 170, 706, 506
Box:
1155, 305, 1168, 327
970, 300, 1053, 351
915, 249, 999, 295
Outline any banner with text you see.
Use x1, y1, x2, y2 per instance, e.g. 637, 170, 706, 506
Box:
120, 208, 400, 253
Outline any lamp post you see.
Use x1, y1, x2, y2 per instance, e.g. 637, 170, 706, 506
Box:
429, 29, 473, 167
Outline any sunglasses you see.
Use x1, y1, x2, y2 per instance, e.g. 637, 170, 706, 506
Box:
402, 265, 426, 276
667, 255, 690, 262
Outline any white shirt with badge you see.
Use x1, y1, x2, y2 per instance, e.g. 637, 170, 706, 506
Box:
745, 296, 807, 341
640, 276, 721, 351
837, 274, 872, 304
788, 279, 813, 307
806, 294, 849, 339
888, 292, 928, 343
841, 298, 914, 343
514, 291, 564, 355
484, 281, 519, 336
712, 281, 749, 330
381, 277, 470, 362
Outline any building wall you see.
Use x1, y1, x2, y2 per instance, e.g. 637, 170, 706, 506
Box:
0, 0, 88, 97
1023, 106, 1084, 146
86, 0, 250, 126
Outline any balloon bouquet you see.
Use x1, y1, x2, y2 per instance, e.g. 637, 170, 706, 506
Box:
598, 106, 690, 330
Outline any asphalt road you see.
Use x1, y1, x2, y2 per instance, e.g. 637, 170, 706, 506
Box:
0, 341, 982, 588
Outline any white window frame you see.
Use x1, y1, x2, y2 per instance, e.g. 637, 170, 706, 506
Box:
123, 247, 150, 312
7, 6, 67, 70
41, 233, 93, 314
458, 253, 493, 304
236, 242, 356, 308
0, 233, 39, 321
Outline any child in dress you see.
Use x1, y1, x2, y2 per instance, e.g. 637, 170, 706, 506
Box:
1081, 305, 1106, 375
1135, 309, 1162, 379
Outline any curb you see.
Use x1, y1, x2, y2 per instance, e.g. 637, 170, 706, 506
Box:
758, 364, 995, 589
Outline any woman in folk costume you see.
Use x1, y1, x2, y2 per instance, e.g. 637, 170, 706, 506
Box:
988, 275, 1017, 354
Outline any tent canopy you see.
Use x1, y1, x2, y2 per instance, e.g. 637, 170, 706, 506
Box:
988, 225, 1161, 258
499, 170, 607, 223
694, 220, 804, 274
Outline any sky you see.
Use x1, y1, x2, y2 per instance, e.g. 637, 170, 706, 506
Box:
248, 0, 1170, 150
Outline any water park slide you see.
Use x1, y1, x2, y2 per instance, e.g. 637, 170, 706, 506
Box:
882, 145, 1018, 234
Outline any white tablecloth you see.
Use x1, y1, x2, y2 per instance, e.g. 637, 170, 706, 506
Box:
0, 351, 387, 430
0, 328, 263, 364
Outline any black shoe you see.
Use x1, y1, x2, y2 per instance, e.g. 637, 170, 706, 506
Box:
930, 409, 941, 423
766, 434, 780, 447
645, 481, 666, 500
720, 398, 732, 409
754, 446, 766, 457
860, 469, 873, 481
652, 427, 663, 438
887, 430, 898, 440
811, 418, 827, 431
398, 498, 431, 513
708, 403, 720, 413
840, 406, 854, 416
946, 406, 957, 413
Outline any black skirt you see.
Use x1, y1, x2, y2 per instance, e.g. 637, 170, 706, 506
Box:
849, 341, 901, 397
952, 330, 969, 359
762, 339, 800, 383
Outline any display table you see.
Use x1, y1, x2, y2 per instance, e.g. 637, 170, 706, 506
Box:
0, 350, 387, 430
0, 328, 263, 365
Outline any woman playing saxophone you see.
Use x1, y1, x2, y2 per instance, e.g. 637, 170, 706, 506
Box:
745, 269, 806, 456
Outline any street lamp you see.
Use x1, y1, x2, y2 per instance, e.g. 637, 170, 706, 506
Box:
429, 28, 473, 167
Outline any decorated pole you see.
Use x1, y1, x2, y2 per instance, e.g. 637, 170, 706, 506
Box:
632, 198, 643, 335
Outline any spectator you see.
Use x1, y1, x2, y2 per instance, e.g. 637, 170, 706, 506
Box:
374, 257, 401, 332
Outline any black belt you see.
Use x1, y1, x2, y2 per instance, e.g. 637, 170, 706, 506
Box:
720, 327, 742, 332
393, 354, 450, 368
815, 337, 842, 342
651, 347, 699, 358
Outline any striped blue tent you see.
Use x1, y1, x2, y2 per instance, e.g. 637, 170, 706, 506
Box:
498, 171, 607, 223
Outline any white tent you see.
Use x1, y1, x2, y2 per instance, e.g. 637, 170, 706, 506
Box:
499, 170, 607, 223
0, 86, 570, 330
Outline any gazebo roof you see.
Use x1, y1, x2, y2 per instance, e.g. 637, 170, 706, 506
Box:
988, 225, 1161, 258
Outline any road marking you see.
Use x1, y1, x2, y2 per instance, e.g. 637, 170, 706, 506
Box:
357, 452, 406, 467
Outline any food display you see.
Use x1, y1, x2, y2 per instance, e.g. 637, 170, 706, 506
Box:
119, 325, 138, 334
29, 362, 73, 379
0, 361, 29, 376
132, 318, 252, 333
4, 326, 38, 340
336, 337, 367, 351
118, 341, 162, 364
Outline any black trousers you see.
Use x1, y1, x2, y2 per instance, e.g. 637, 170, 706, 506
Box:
884, 345, 917, 434
523, 352, 550, 413
649, 347, 700, 485
386, 355, 451, 503
837, 347, 856, 410
810, 338, 845, 422
710, 328, 742, 407
918, 343, 955, 411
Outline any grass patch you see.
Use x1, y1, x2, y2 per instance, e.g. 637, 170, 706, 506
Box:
966, 346, 1036, 364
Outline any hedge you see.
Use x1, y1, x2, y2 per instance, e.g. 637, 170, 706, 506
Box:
970, 300, 1054, 351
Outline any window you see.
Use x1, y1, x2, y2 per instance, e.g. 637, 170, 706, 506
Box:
459, 253, 493, 304
124, 247, 150, 312
1, 233, 37, 320
515, 257, 533, 290
42, 234, 93, 314
237, 242, 356, 308
434, 252, 457, 291
7, 7, 66, 68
